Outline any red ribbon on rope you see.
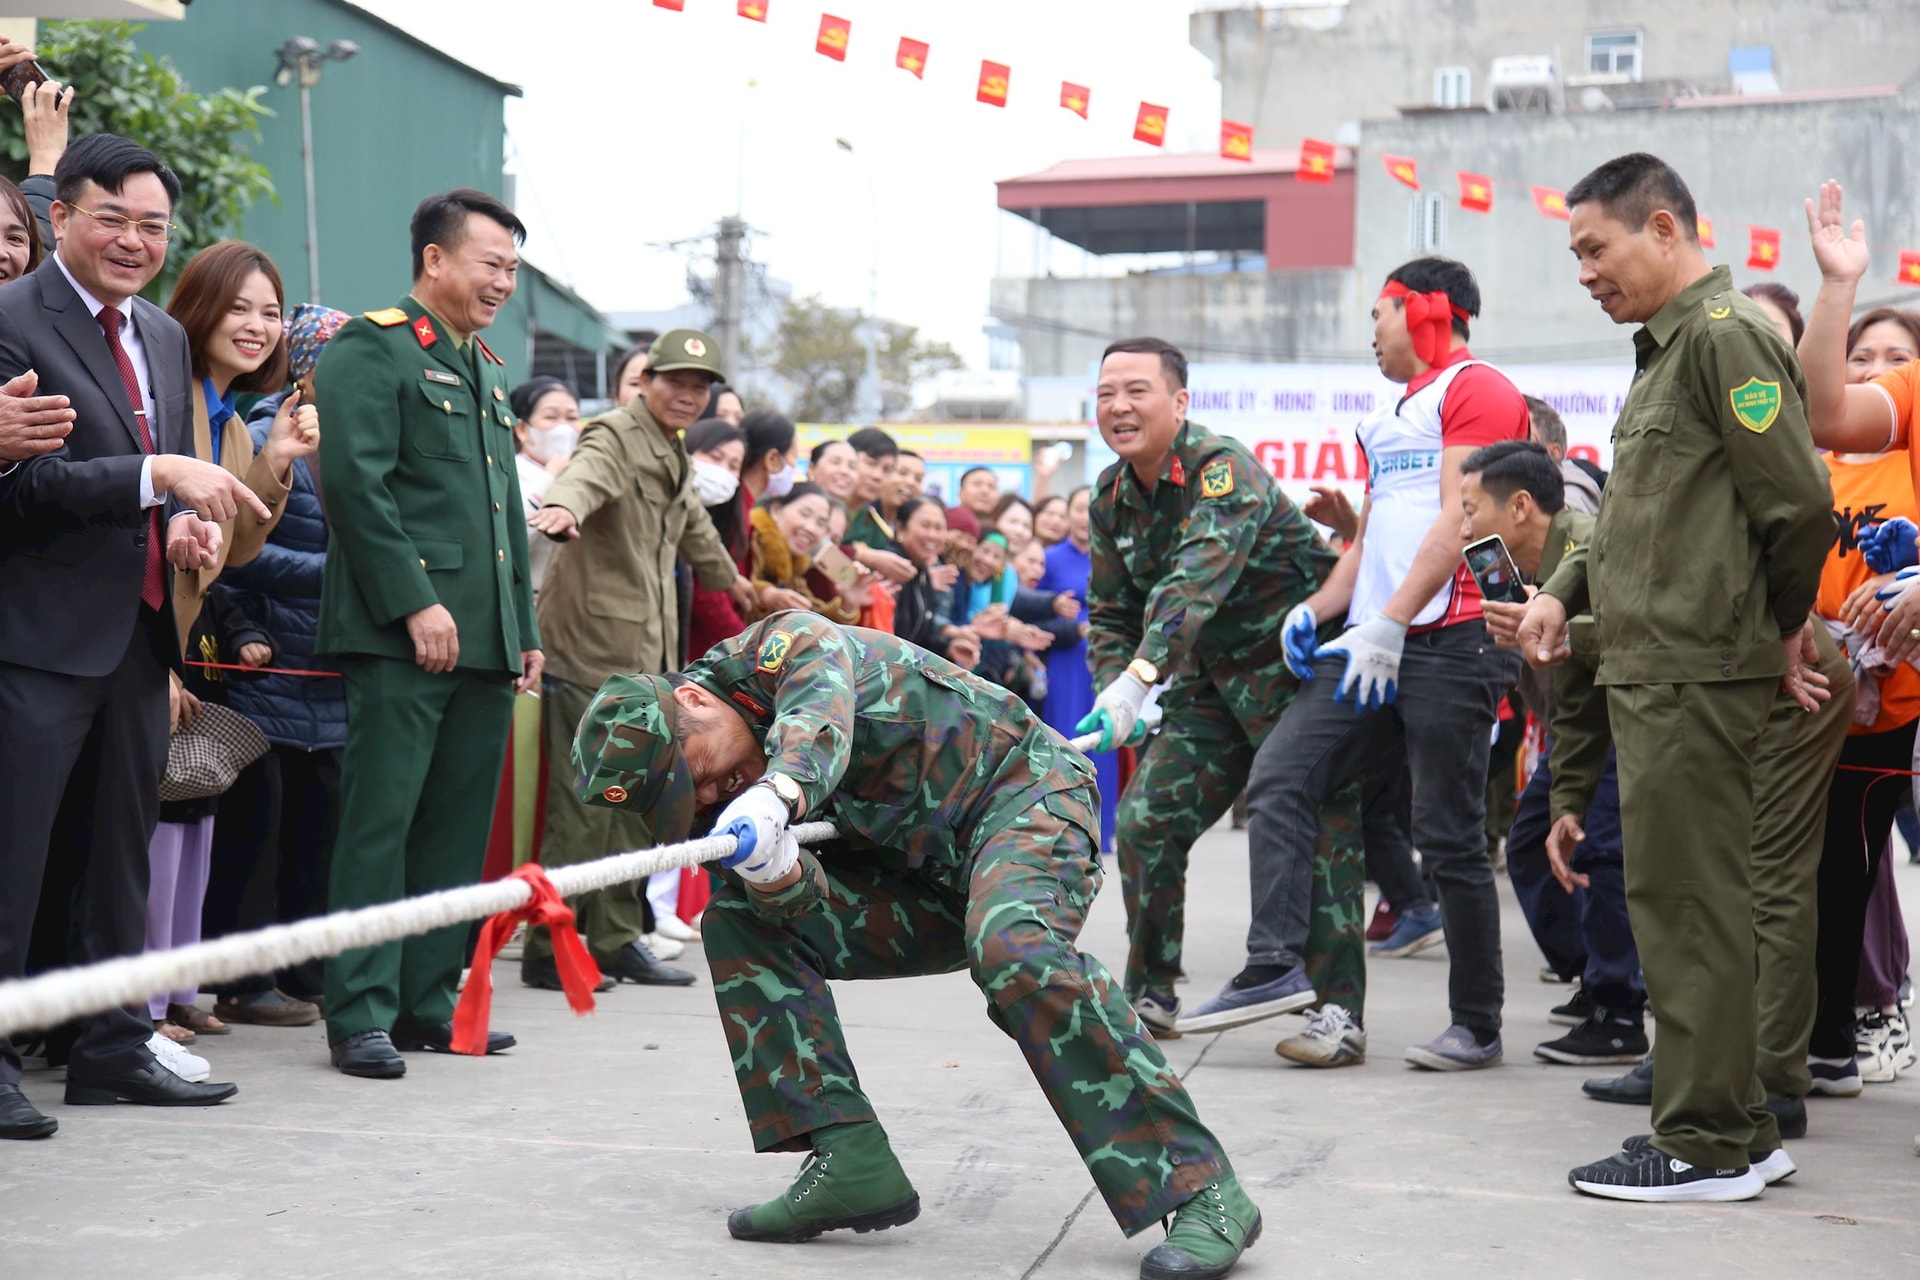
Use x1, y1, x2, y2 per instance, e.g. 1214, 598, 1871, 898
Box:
451, 863, 603, 1054
184, 659, 342, 678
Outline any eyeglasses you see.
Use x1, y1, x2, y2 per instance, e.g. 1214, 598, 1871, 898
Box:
67, 204, 174, 243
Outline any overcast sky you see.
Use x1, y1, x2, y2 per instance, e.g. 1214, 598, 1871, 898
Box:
356, 0, 1224, 365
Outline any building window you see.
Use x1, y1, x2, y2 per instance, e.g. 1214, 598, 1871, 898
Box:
1586, 29, 1642, 81
1408, 192, 1445, 252
1434, 66, 1471, 109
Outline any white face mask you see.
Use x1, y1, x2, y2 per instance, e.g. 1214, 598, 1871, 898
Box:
763, 459, 798, 499
692, 457, 740, 505
526, 424, 577, 464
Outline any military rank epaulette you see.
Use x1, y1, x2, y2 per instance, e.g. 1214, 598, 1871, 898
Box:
363, 308, 408, 327
475, 335, 504, 366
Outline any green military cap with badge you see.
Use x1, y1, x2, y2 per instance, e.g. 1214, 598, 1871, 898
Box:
573, 673, 698, 843
648, 328, 726, 382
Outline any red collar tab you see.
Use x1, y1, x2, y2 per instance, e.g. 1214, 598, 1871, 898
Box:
1380, 280, 1470, 367
412, 315, 438, 349
475, 335, 503, 366
1168, 455, 1186, 487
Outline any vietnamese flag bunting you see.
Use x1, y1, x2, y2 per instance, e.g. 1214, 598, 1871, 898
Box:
897, 37, 929, 78
1060, 82, 1090, 118
1384, 154, 1419, 189
1134, 102, 1168, 147
1748, 226, 1781, 271
1899, 250, 1920, 287
653, 0, 684, 9
1220, 120, 1253, 162
1531, 186, 1570, 220
816, 13, 851, 60
738, 0, 767, 19
1297, 138, 1335, 183
1697, 215, 1715, 248
977, 61, 1011, 107
1458, 172, 1492, 213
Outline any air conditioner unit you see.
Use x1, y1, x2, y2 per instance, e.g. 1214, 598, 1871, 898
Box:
933, 370, 1021, 420
1489, 54, 1562, 113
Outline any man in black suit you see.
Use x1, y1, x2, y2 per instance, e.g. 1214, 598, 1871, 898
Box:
0, 134, 272, 1139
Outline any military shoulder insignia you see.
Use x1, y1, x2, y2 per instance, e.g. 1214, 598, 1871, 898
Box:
1200, 457, 1236, 498
1709, 305, 1732, 320
756, 629, 796, 673
1728, 377, 1783, 434
412, 315, 437, 349
364, 308, 408, 326
476, 335, 504, 366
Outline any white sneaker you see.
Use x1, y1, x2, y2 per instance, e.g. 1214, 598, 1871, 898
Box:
1856, 1011, 1901, 1083
653, 913, 699, 943
1132, 991, 1182, 1038
1884, 1009, 1917, 1073
1275, 1003, 1366, 1067
147, 1032, 211, 1083
642, 931, 685, 961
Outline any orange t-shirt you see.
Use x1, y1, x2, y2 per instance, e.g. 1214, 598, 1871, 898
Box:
1818, 448, 1920, 733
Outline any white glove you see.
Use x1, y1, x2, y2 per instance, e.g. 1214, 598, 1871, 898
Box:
731, 829, 800, 886
1078, 670, 1150, 751
715, 783, 790, 875
1318, 615, 1408, 712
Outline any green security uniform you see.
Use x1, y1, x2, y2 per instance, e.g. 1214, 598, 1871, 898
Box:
1542, 265, 1833, 1169
1086, 422, 1371, 1009
314, 297, 537, 1044
576, 612, 1236, 1236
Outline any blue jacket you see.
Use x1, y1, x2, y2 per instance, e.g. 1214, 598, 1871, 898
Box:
218, 393, 346, 750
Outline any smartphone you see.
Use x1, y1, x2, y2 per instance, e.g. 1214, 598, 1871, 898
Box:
1, 59, 48, 107
1463, 534, 1528, 604
812, 542, 865, 593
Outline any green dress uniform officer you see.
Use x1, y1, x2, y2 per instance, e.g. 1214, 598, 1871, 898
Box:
314, 190, 542, 1079
1523, 156, 1832, 1201
574, 612, 1262, 1280
521, 329, 751, 989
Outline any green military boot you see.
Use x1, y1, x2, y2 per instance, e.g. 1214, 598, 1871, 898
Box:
1139, 1175, 1262, 1280
727, 1121, 921, 1243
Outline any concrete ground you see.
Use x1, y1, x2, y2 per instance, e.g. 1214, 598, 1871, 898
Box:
5, 827, 1919, 1278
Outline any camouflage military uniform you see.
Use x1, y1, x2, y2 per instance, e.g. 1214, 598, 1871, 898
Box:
577, 612, 1235, 1236
1087, 422, 1371, 1008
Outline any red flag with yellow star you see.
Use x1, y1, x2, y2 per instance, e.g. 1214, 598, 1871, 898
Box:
1897, 250, 1920, 287
1220, 120, 1253, 162
977, 61, 1010, 107
1457, 172, 1492, 213
1060, 82, 1090, 118
737, 0, 767, 19
653, 0, 684, 9
896, 37, 928, 78
1297, 138, 1335, 183
1697, 215, 1715, 248
1531, 185, 1570, 220
1383, 154, 1419, 189
1133, 102, 1168, 147
816, 13, 850, 60
1747, 226, 1781, 271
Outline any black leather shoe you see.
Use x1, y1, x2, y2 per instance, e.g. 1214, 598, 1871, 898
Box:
330, 1028, 406, 1079
600, 940, 697, 987
66, 1059, 239, 1106
1766, 1095, 1808, 1140
521, 954, 617, 993
1581, 1056, 1653, 1104
392, 1020, 515, 1055
0, 1083, 57, 1138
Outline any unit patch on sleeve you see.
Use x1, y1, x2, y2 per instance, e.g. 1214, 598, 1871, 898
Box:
1199, 457, 1236, 498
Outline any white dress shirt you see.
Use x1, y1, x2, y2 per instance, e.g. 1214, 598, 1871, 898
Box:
51, 251, 167, 509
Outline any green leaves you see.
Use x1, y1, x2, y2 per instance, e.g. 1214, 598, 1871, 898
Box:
765, 293, 964, 422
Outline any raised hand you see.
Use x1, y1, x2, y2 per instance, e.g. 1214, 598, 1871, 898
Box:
1805, 180, 1869, 284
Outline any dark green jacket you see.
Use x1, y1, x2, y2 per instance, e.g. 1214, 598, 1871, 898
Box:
1542, 266, 1832, 686
314, 296, 538, 673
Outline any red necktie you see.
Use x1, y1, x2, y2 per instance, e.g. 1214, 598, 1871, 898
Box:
98, 307, 165, 611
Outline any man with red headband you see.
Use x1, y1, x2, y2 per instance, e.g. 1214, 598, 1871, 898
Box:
1182, 258, 1526, 1071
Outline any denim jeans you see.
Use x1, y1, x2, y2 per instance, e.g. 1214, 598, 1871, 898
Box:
1245, 619, 1521, 1033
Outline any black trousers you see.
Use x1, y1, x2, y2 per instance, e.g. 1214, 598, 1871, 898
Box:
202, 743, 341, 999
0, 617, 169, 1085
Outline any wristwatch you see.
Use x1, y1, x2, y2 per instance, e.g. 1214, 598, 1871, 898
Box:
1127, 658, 1159, 686
761, 772, 804, 816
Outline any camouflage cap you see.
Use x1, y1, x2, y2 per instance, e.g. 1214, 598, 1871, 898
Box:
572, 673, 698, 843
646, 328, 725, 382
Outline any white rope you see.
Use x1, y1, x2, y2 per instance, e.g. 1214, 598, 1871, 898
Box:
0, 727, 1117, 1038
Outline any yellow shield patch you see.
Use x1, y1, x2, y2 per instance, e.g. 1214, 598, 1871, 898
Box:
1199, 457, 1235, 499
756, 629, 796, 673
1728, 377, 1783, 434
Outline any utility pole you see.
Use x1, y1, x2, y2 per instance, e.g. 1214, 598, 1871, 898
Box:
712, 216, 747, 389
273, 36, 359, 305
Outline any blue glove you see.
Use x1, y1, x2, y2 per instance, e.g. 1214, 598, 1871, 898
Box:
715, 784, 790, 876
1317, 616, 1409, 713
1282, 603, 1319, 680
1878, 564, 1920, 609
1862, 517, 1920, 574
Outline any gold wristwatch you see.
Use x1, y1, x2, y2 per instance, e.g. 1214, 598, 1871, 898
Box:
762, 772, 804, 816
1127, 658, 1159, 685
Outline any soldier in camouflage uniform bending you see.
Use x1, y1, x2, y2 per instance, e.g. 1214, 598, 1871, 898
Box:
573, 610, 1260, 1280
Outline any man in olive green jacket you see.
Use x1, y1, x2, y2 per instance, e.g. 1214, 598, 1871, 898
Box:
315, 189, 542, 1079
522, 329, 754, 986
1519, 155, 1832, 1203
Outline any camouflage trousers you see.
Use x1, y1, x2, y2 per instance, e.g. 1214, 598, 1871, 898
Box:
1116, 668, 1371, 1016
702, 797, 1233, 1236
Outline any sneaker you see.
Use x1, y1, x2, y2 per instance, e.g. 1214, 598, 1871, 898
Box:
1807, 1055, 1863, 1097
727, 1121, 920, 1243
1405, 1024, 1503, 1071
1133, 991, 1182, 1039
1621, 1134, 1794, 1186
1368, 905, 1444, 959
1855, 1012, 1900, 1084
1540, 966, 1573, 984
1275, 1004, 1366, 1068
654, 913, 700, 943
1139, 1176, 1262, 1280
146, 1032, 211, 1083
1549, 985, 1598, 1027
1568, 1141, 1764, 1203
1535, 1015, 1649, 1066
1583, 1056, 1654, 1104
1364, 899, 1399, 942
1882, 1009, 1916, 1073
642, 931, 686, 962
1176, 965, 1317, 1034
